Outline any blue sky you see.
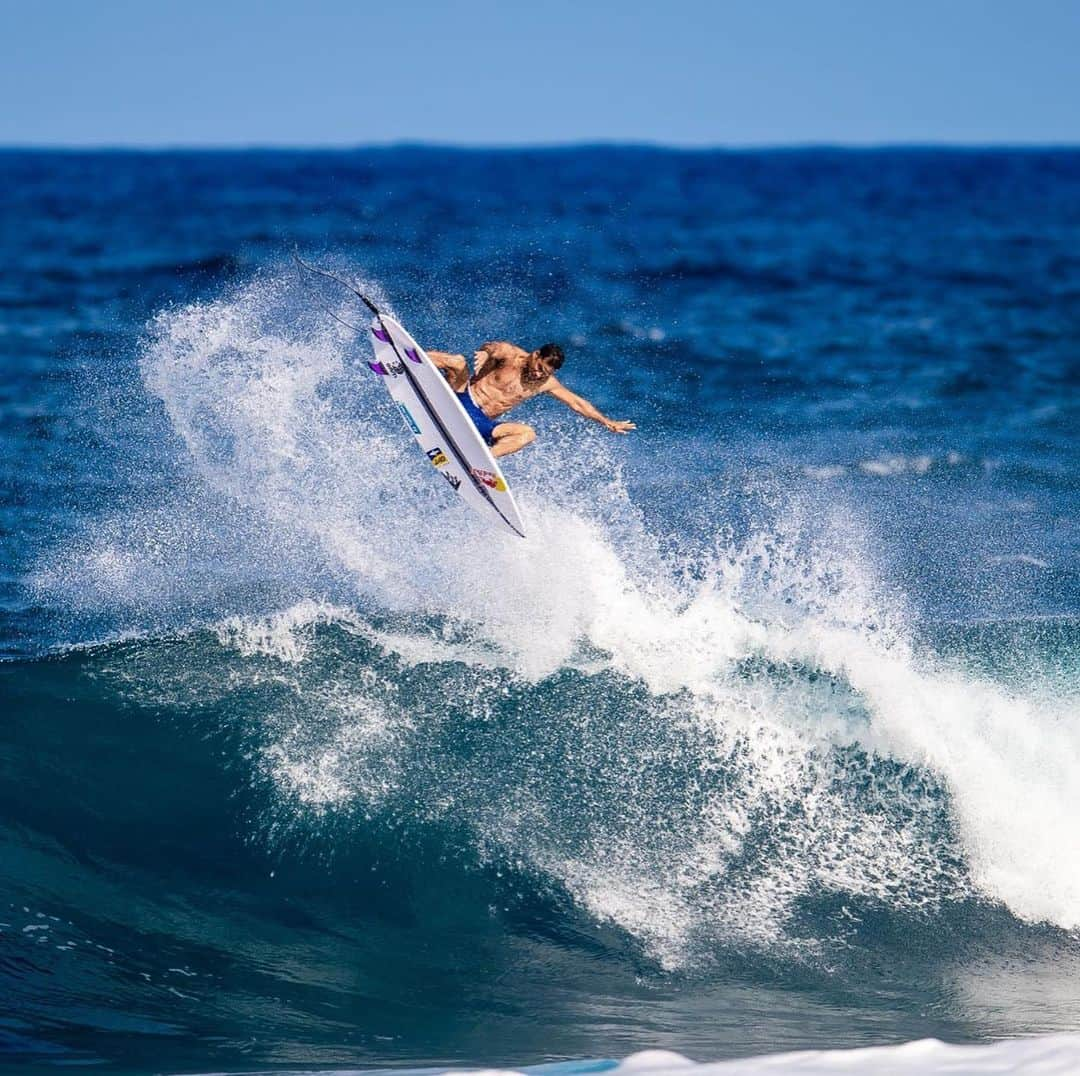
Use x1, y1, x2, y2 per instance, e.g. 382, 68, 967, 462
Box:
3, 0, 1078, 146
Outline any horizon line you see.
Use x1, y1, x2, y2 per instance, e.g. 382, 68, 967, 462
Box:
2, 138, 1080, 154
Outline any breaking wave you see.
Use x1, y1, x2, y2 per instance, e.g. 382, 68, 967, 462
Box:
24, 272, 1080, 985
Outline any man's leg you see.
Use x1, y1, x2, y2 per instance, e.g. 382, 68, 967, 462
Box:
489, 422, 536, 458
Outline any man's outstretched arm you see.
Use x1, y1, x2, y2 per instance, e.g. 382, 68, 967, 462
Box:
426, 350, 469, 392
546, 379, 636, 434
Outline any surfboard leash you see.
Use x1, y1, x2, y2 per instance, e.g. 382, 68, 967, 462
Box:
293, 250, 381, 316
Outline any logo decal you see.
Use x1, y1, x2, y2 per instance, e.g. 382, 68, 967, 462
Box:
426, 446, 449, 468
443, 472, 462, 491
397, 402, 420, 435
369, 359, 404, 377
470, 467, 507, 492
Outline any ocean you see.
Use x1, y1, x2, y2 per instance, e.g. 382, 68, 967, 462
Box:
1, 146, 1078, 1073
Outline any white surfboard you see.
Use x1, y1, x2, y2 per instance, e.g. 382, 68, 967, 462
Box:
366, 313, 527, 538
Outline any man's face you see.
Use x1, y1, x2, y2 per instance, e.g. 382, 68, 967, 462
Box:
526, 350, 558, 383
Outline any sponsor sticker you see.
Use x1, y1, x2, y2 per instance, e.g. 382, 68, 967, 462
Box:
470, 467, 507, 492
397, 402, 421, 435
443, 472, 462, 491
426, 446, 449, 468
368, 360, 404, 376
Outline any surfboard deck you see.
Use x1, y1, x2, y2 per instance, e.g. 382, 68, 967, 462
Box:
367, 314, 527, 538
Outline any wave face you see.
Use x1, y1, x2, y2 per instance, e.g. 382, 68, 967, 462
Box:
2, 148, 1080, 1071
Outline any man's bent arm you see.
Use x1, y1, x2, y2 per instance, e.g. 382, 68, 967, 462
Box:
547, 379, 636, 434
480, 341, 525, 360
472, 341, 523, 383
426, 349, 469, 391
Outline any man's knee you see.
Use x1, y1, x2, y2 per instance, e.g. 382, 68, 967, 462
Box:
493, 422, 535, 445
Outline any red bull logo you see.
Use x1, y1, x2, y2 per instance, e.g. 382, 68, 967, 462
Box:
470, 467, 507, 492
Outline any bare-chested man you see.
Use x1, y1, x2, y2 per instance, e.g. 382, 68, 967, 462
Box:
425, 340, 635, 458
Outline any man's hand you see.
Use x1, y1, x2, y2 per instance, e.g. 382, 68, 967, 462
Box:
446, 367, 468, 392
546, 379, 636, 436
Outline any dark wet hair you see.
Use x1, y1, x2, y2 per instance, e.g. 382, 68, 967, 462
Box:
538, 342, 565, 369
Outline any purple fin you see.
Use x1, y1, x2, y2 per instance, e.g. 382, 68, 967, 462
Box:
367, 361, 387, 375
404, 347, 422, 363
371, 325, 390, 343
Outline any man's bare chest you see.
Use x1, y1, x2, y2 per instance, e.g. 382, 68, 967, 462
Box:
483, 365, 547, 401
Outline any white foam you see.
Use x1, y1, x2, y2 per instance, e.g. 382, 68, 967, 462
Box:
451, 1036, 1080, 1075
986, 553, 1050, 569
214, 599, 354, 663
452, 1035, 1080, 1076
803, 465, 847, 480
614, 1035, 1080, 1075
858, 454, 933, 476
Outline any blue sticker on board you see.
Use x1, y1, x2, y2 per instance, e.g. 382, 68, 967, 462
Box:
397, 402, 421, 435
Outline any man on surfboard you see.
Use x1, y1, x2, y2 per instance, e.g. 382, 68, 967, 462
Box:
425, 341, 636, 458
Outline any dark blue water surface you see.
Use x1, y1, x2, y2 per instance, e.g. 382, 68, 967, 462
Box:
1, 148, 1078, 1073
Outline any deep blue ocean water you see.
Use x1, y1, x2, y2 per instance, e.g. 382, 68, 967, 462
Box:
1, 147, 1078, 1073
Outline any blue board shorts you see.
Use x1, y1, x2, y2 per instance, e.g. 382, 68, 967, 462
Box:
458, 387, 498, 445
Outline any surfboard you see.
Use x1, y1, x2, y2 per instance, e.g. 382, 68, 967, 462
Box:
366, 313, 527, 539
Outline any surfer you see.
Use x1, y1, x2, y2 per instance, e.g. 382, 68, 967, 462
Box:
425, 341, 636, 458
